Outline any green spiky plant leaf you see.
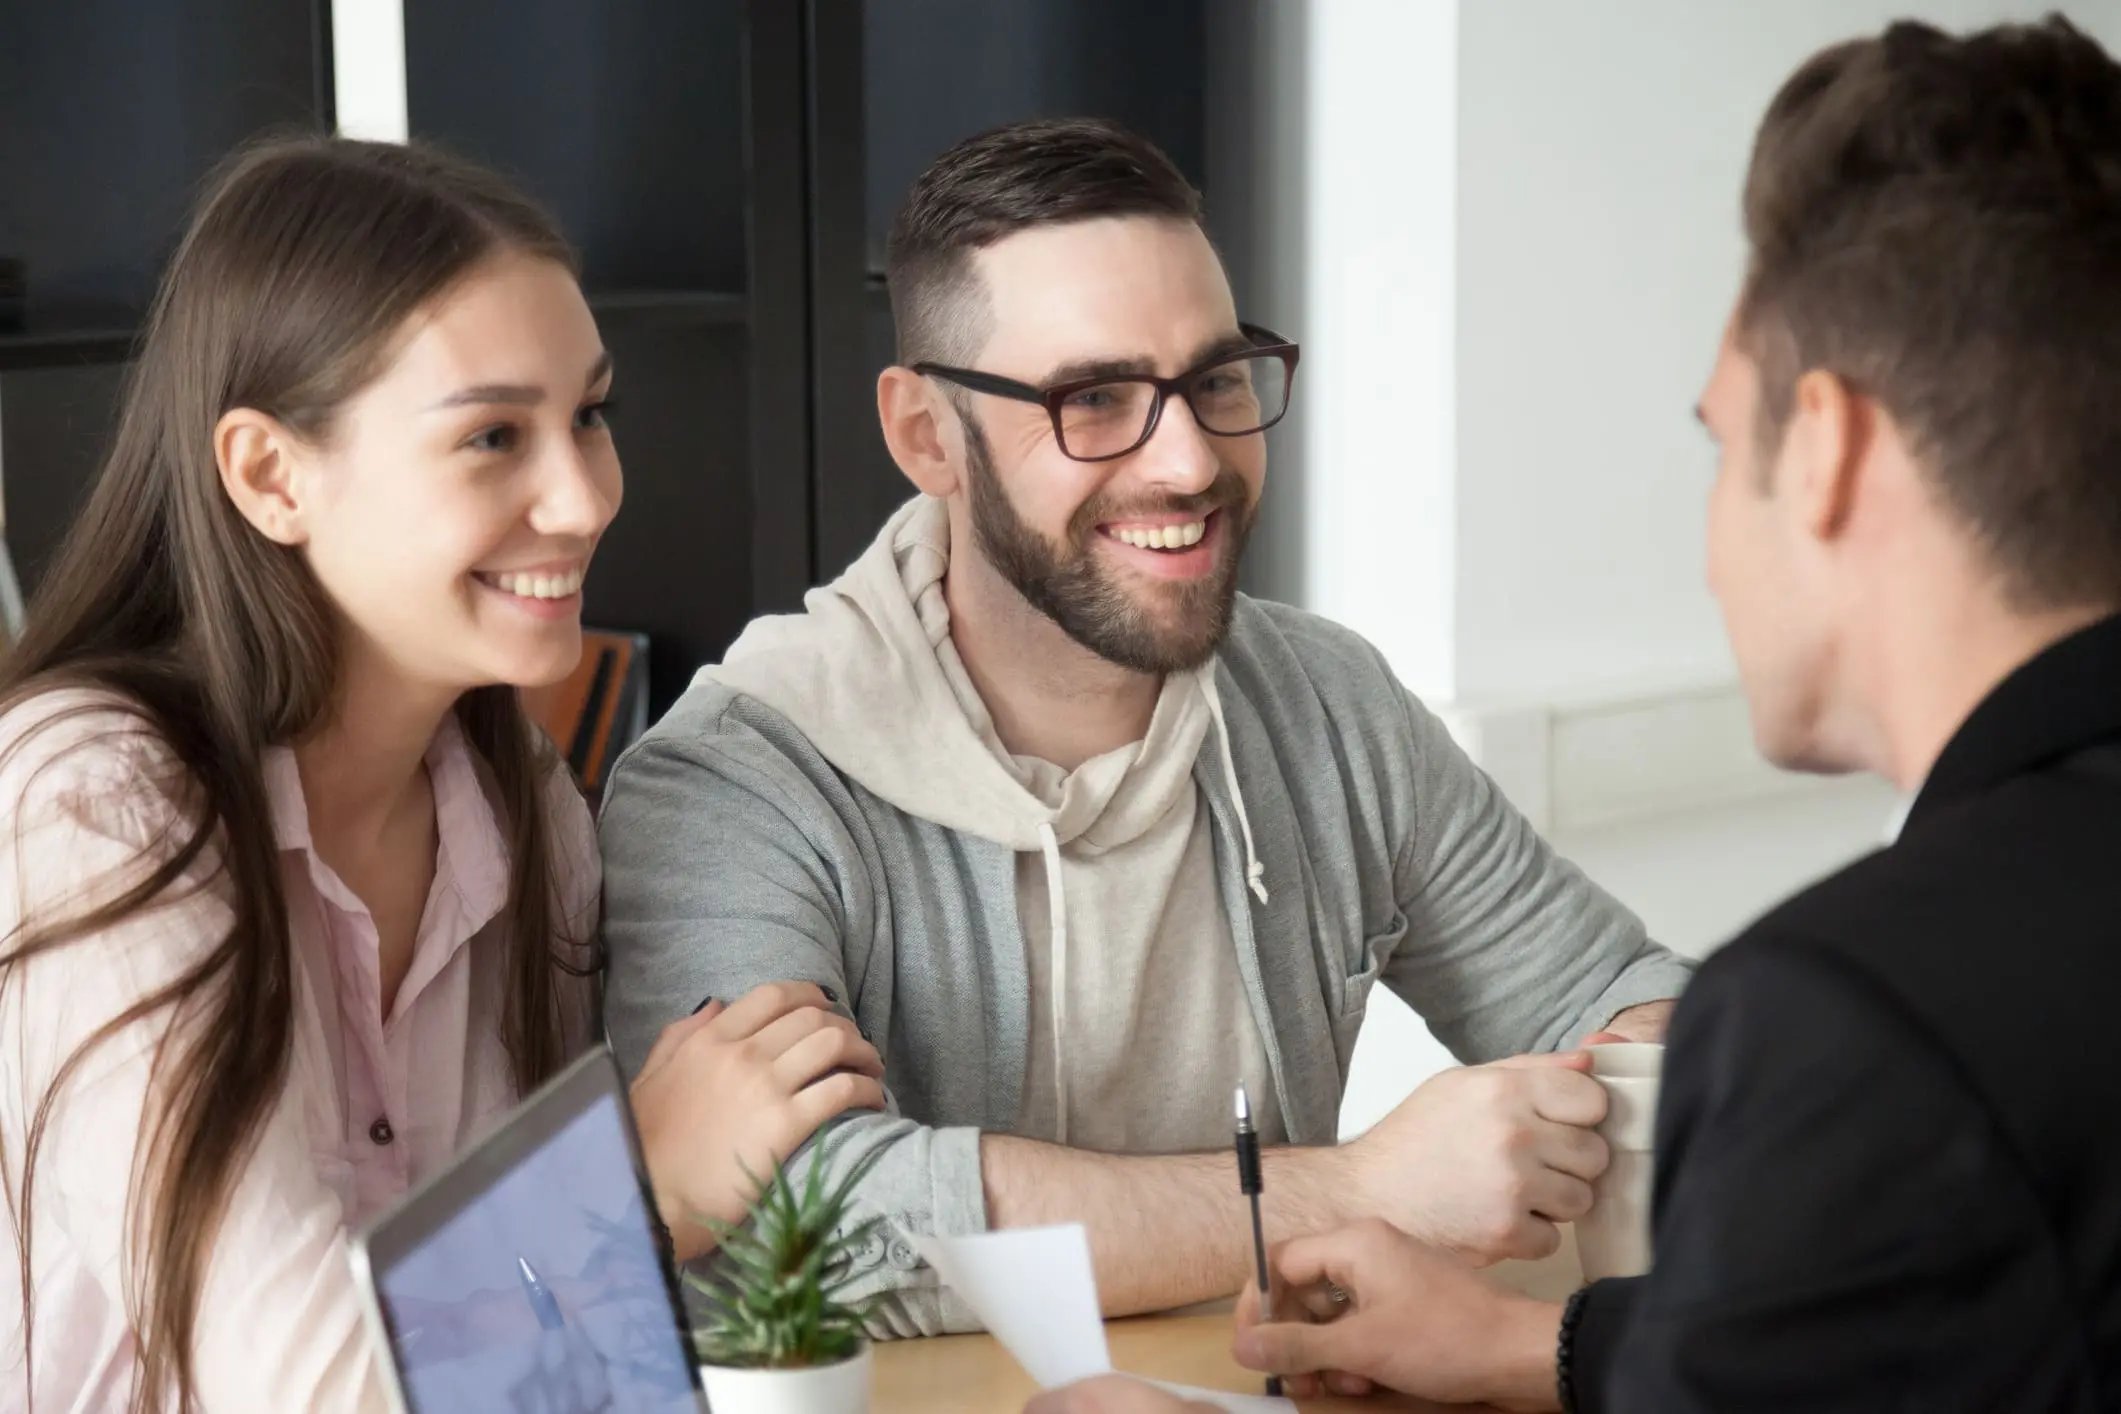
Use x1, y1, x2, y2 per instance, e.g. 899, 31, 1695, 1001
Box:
687, 1140, 887, 1370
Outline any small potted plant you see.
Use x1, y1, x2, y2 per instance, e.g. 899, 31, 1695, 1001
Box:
690, 1145, 884, 1414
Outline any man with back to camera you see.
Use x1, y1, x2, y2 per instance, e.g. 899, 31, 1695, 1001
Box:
1040, 13, 2121, 1411
597, 117, 1692, 1334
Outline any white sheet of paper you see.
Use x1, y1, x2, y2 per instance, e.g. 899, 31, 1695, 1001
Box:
1148, 1379, 1297, 1412
905, 1224, 1113, 1387
905, 1224, 1295, 1410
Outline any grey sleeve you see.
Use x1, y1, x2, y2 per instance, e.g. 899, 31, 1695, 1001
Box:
1381, 688, 1694, 1059
598, 716, 986, 1337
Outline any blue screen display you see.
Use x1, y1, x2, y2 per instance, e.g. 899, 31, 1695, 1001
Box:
375, 1093, 699, 1413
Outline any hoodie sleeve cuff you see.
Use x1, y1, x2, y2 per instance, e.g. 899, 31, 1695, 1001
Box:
844, 1123, 992, 1339
926, 1122, 990, 1237
1571, 955, 1695, 1046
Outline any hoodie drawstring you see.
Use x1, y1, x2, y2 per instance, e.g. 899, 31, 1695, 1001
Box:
1035, 670, 1265, 1147
1038, 820, 1071, 1146
1199, 672, 1271, 905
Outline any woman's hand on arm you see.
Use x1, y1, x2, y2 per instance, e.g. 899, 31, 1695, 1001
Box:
627, 981, 885, 1260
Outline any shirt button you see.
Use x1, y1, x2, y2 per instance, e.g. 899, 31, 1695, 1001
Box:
369, 1117, 395, 1146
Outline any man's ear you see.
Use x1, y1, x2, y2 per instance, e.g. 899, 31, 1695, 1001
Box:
878, 366, 961, 498
214, 407, 311, 546
1784, 369, 1869, 541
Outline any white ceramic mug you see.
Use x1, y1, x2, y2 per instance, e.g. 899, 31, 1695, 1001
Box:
1575, 1042, 1661, 1281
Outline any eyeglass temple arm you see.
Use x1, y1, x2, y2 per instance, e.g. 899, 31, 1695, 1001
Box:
911, 363, 1046, 404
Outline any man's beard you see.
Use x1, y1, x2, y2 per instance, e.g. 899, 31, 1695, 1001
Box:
962, 417, 1254, 674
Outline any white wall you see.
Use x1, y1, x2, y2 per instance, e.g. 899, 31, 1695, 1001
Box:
1338, 774, 1902, 1137
1206, 1, 2121, 1136
1225, 0, 1464, 699
331, 0, 409, 143
1451, 0, 2121, 706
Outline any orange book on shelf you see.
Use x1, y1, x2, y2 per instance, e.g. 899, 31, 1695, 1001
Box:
521, 629, 650, 797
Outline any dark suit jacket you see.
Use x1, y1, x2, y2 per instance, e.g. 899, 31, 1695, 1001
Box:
1577, 616, 2121, 1412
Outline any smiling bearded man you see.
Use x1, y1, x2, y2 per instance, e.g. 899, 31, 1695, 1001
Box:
597, 117, 1692, 1338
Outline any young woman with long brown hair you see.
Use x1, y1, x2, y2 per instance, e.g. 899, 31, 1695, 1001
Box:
0, 136, 884, 1411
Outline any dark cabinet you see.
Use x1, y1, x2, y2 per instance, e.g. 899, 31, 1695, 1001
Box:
0, 0, 329, 602
1, 0, 1220, 716
818, 0, 1212, 578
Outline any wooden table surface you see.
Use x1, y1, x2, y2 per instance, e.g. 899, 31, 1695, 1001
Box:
872, 1230, 1586, 1413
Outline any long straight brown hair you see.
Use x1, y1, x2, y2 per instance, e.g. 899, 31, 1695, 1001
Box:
0, 136, 591, 1412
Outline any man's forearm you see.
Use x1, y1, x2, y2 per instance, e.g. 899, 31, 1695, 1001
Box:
981, 1134, 1359, 1316
1599, 999, 1675, 1042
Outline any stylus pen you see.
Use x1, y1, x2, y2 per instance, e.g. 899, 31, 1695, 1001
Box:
517, 1254, 566, 1334
1235, 1083, 1281, 1399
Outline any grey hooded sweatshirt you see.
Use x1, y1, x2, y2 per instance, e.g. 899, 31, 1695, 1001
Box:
599, 497, 1692, 1336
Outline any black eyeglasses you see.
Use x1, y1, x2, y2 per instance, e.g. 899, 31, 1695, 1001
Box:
914, 322, 1301, 463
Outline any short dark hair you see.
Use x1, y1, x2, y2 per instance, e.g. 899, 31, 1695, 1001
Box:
885, 117, 1205, 365
1738, 15, 2121, 611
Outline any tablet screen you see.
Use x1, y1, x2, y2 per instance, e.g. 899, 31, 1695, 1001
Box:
368, 1088, 700, 1413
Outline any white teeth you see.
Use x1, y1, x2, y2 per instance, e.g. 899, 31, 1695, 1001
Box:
485, 568, 585, 599
1113, 520, 1207, 551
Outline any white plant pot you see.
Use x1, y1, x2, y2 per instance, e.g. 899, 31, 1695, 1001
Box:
698, 1345, 872, 1414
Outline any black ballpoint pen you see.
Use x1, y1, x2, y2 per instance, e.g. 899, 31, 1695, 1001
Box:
1235, 1082, 1281, 1399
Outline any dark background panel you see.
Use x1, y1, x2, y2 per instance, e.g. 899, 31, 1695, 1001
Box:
0, 363, 128, 589
810, 284, 908, 579
2, 0, 1230, 714
861, 0, 1209, 273
588, 317, 753, 713
405, 0, 748, 296
0, 0, 324, 324
405, 0, 761, 714
817, 0, 1215, 572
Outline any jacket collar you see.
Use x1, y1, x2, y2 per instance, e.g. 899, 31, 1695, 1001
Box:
1908, 612, 2121, 825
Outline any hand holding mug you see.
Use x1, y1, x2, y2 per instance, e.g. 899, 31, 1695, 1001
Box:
1342, 1052, 1611, 1264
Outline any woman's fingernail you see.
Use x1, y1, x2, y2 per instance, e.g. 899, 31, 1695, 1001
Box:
691, 995, 717, 1015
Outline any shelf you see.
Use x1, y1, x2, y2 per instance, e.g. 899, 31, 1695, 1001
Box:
0, 290, 743, 376
585, 289, 747, 328
0, 325, 140, 373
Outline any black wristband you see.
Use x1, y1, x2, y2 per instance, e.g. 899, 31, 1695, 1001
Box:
1556, 1284, 1593, 1413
